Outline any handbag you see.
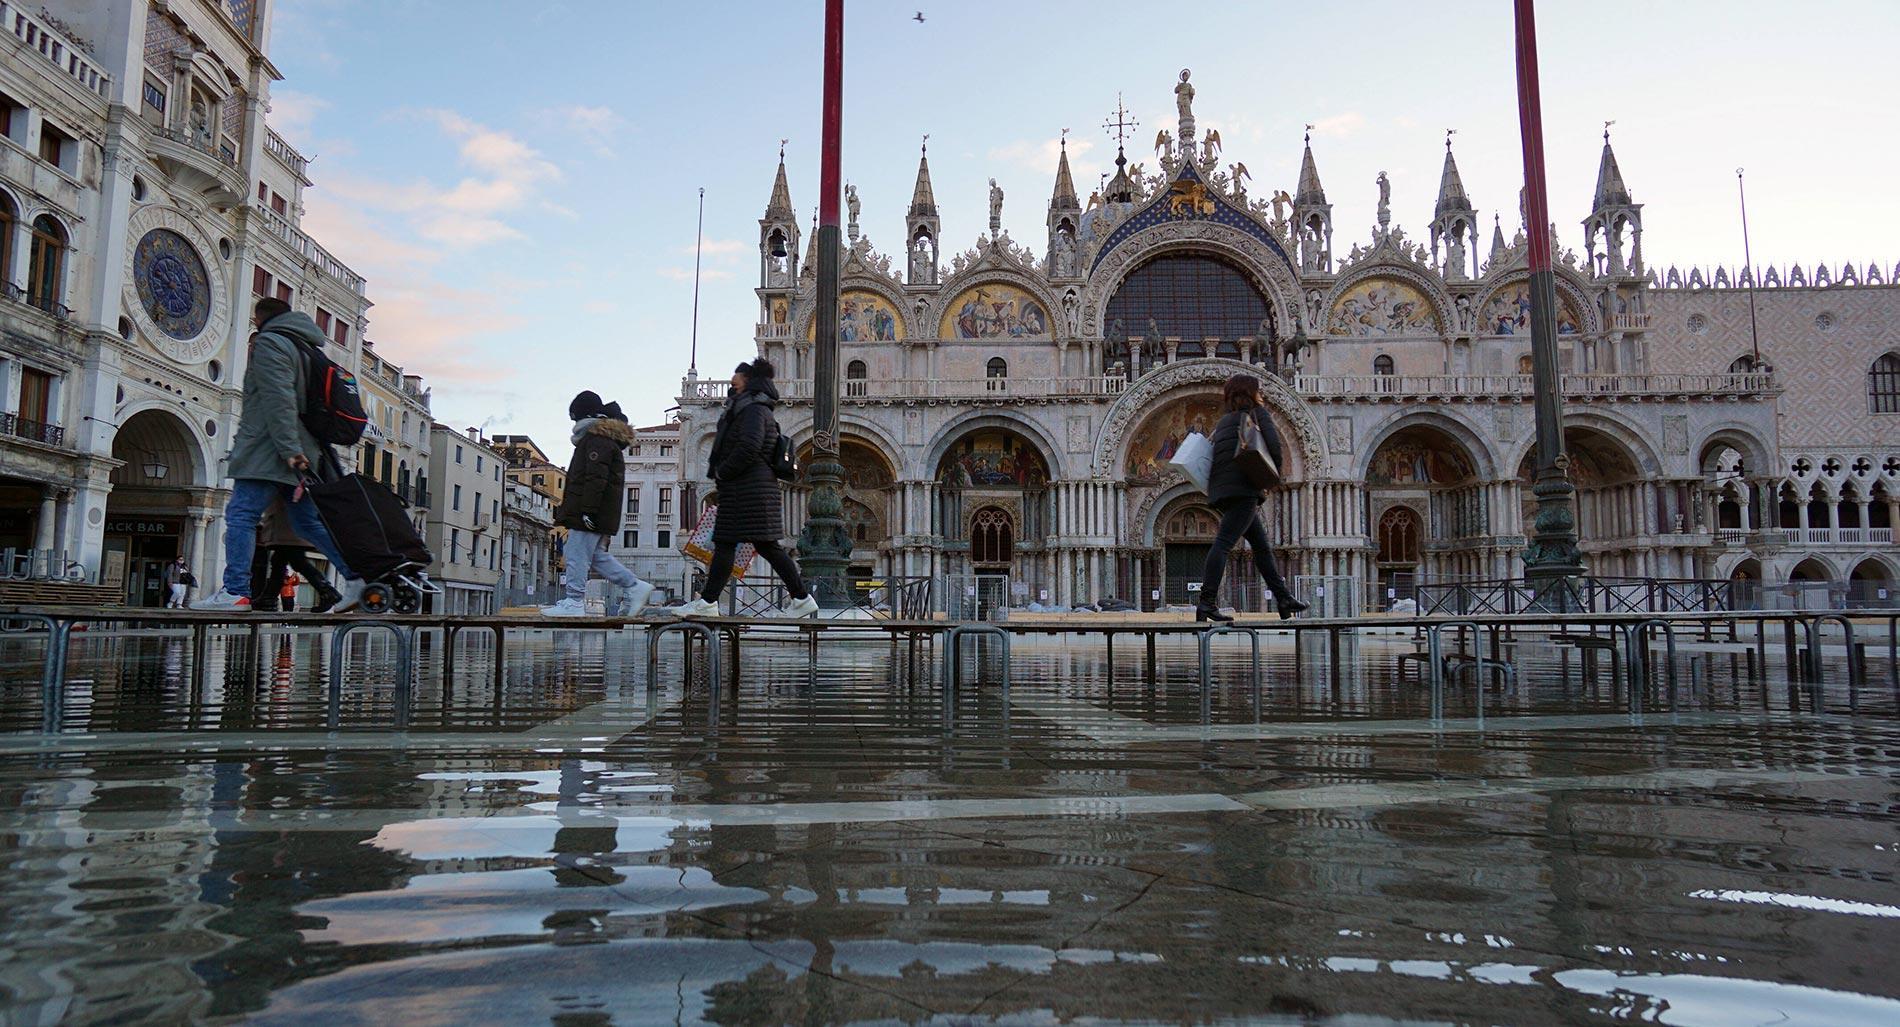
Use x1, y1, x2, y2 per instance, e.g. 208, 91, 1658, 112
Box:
1167, 431, 1213, 494
769, 433, 798, 482
1234, 412, 1282, 490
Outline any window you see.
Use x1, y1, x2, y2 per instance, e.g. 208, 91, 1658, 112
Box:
474, 492, 483, 522
659, 444, 673, 457
532, 473, 545, 487
257, 182, 268, 204
971, 507, 1014, 566
1517, 354, 1535, 374
1373, 354, 1395, 375
623, 530, 638, 549
627, 486, 640, 514
659, 487, 672, 516
987, 356, 1009, 392
316, 308, 333, 335
492, 499, 499, 523
1871, 354, 1900, 414
1729, 354, 1758, 374
143, 80, 168, 115
38, 123, 74, 172
455, 446, 464, 464
475, 454, 483, 474
362, 442, 376, 474
450, 528, 460, 564
452, 484, 462, 510
846, 359, 867, 397
656, 529, 671, 550
274, 281, 291, 303
252, 265, 271, 297
1103, 252, 1272, 344
19, 367, 54, 425
380, 451, 393, 485
270, 192, 287, 216
0, 92, 24, 142
27, 216, 68, 313
0, 193, 14, 291
331, 318, 348, 347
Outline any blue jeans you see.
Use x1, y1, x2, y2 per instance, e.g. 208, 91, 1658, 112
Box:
562, 529, 642, 601
222, 479, 355, 597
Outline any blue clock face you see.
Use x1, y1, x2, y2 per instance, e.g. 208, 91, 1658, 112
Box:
134, 229, 211, 340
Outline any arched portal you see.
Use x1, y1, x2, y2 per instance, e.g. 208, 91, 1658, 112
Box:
1367, 423, 1487, 587
933, 424, 1052, 600
794, 435, 897, 578
1517, 426, 1644, 576
106, 409, 210, 606
1848, 557, 1893, 609
1788, 557, 1834, 611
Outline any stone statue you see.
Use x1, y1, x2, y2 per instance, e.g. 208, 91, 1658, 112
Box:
1154, 129, 1173, 161
1375, 171, 1391, 231
1270, 189, 1291, 224
845, 184, 860, 226
190, 99, 210, 143
988, 178, 1004, 236
1061, 290, 1079, 334
1175, 69, 1194, 124
909, 234, 934, 284
1445, 231, 1467, 279
1053, 228, 1076, 277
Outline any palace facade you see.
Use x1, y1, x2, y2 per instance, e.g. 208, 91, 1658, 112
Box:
675, 73, 1898, 612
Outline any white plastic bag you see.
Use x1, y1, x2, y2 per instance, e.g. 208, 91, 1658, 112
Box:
1168, 431, 1213, 494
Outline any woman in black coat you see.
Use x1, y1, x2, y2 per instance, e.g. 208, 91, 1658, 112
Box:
1196, 373, 1308, 621
670, 359, 817, 618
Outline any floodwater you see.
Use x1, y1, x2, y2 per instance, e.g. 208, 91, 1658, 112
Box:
0, 622, 1896, 1025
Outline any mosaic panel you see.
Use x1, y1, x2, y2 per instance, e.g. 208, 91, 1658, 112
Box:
939, 284, 1050, 340
1330, 277, 1438, 336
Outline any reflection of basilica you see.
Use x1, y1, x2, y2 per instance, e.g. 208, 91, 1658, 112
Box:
678, 72, 1899, 611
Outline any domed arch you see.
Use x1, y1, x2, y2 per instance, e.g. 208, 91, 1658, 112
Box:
924, 410, 1065, 483
791, 276, 913, 342
1357, 408, 1500, 484
1505, 408, 1662, 481
1322, 261, 1454, 338
931, 272, 1063, 343
778, 410, 908, 475
1092, 358, 1323, 480
108, 404, 214, 488
1695, 423, 1774, 480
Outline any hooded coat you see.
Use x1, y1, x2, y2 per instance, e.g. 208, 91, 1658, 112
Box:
227, 312, 331, 486
556, 416, 635, 533
1205, 405, 1285, 507
706, 379, 785, 544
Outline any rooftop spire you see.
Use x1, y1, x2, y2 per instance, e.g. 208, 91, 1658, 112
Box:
765, 140, 794, 218
908, 135, 938, 216
1050, 131, 1079, 211
1434, 129, 1472, 218
1593, 123, 1633, 209
1489, 212, 1507, 265
1295, 126, 1327, 205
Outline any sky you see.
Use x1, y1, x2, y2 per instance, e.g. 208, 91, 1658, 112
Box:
269, 0, 1900, 465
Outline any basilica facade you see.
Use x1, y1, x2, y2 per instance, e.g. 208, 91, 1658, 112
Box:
675, 73, 1899, 612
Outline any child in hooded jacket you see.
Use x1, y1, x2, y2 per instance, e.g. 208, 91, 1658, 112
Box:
541, 391, 657, 617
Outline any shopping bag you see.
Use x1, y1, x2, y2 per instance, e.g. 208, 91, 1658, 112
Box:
679, 505, 755, 576
1235, 416, 1282, 490
1168, 431, 1213, 494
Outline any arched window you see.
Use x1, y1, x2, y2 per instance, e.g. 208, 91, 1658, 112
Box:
846, 359, 867, 397
1373, 354, 1395, 375
971, 506, 1014, 566
28, 214, 67, 313
1104, 252, 1272, 347
1377, 506, 1421, 564
1869, 354, 1900, 414
986, 356, 1008, 392
1729, 354, 1758, 374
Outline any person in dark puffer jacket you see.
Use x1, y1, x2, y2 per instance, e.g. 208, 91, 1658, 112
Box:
542, 392, 656, 617
1196, 373, 1309, 622
667, 359, 817, 619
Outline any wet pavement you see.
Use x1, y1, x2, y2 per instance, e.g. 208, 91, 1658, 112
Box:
1, 623, 1897, 1024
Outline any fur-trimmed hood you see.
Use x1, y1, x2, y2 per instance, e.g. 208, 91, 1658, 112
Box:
573, 416, 635, 448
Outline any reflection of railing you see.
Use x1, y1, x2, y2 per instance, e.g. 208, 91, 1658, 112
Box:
1417, 576, 1738, 616
1, 412, 65, 447
722, 575, 934, 619
0, 547, 90, 582
0, 2, 110, 98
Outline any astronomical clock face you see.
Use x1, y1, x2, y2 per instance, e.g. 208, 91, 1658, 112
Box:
134, 229, 212, 340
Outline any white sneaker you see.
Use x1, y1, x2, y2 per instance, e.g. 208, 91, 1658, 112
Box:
540, 597, 588, 618
779, 594, 820, 619
195, 589, 252, 612
664, 597, 719, 619
332, 578, 366, 613
622, 581, 657, 616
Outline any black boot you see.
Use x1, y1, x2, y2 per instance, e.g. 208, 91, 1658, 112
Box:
1276, 595, 1309, 620
310, 584, 342, 614
1195, 603, 1234, 623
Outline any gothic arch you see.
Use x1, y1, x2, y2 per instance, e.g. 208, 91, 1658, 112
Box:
1356, 408, 1500, 483
1091, 358, 1324, 479
1322, 260, 1456, 337
1079, 223, 1301, 341
779, 411, 907, 473
1693, 422, 1775, 479
923, 410, 1066, 482
1505, 408, 1662, 479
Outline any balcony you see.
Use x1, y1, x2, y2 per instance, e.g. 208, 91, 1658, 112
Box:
264, 127, 309, 181
0, 1, 110, 99
1788, 527, 1893, 546
1, 280, 71, 320
757, 323, 793, 341
1612, 313, 1652, 331
255, 207, 367, 294
148, 126, 247, 208
683, 375, 1131, 406
1, 411, 65, 448
1296, 372, 1776, 402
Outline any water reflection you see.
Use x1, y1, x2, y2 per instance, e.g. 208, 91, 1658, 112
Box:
0, 631, 1895, 1022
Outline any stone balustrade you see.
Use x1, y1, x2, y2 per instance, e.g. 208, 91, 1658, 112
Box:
256, 207, 366, 294
1, 2, 109, 98
1296, 371, 1776, 400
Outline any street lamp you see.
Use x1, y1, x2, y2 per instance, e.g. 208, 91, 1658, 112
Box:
142, 458, 168, 480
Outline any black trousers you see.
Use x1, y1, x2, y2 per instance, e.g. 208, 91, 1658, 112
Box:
251, 546, 333, 609
1198, 500, 1291, 608
701, 539, 808, 602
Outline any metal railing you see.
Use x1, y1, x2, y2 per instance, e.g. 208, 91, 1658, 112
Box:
152, 124, 239, 167
1, 412, 64, 447
1, 548, 90, 582
2, 281, 72, 318
1416, 576, 1740, 616
1295, 371, 1776, 399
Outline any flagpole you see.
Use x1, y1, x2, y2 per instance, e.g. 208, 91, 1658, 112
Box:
689, 186, 704, 378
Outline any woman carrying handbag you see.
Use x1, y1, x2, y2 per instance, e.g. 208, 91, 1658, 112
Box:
1195, 373, 1309, 622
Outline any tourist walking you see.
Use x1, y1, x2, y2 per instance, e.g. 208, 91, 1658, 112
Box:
542, 392, 657, 618
248, 497, 342, 613
197, 298, 366, 612
1195, 373, 1308, 622
163, 557, 193, 608
667, 359, 817, 619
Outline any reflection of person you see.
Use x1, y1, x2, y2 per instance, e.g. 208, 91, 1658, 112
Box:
1196, 374, 1307, 622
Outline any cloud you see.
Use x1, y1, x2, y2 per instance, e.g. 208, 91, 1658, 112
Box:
658, 267, 734, 283
267, 89, 329, 143
1310, 112, 1366, 138
687, 238, 750, 258
988, 136, 1096, 176
550, 104, 627, 156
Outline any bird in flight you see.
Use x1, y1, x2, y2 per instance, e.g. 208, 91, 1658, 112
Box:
914, 11, 926, 22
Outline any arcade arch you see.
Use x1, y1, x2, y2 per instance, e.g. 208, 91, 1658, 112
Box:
1364, 421, 1491, 589
1516, 425, 1649, 576
931, 422, 1053, 594
105, 408, 215, 606
792, 435, 898, 577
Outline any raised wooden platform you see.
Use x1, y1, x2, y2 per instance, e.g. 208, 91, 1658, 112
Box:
0, 581, 120, 608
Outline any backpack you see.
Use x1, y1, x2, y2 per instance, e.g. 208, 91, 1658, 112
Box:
296, 340, 369, 445
770, 432, 798, 482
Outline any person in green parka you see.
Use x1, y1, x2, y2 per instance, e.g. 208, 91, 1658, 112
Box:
196, 297, 366, 612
